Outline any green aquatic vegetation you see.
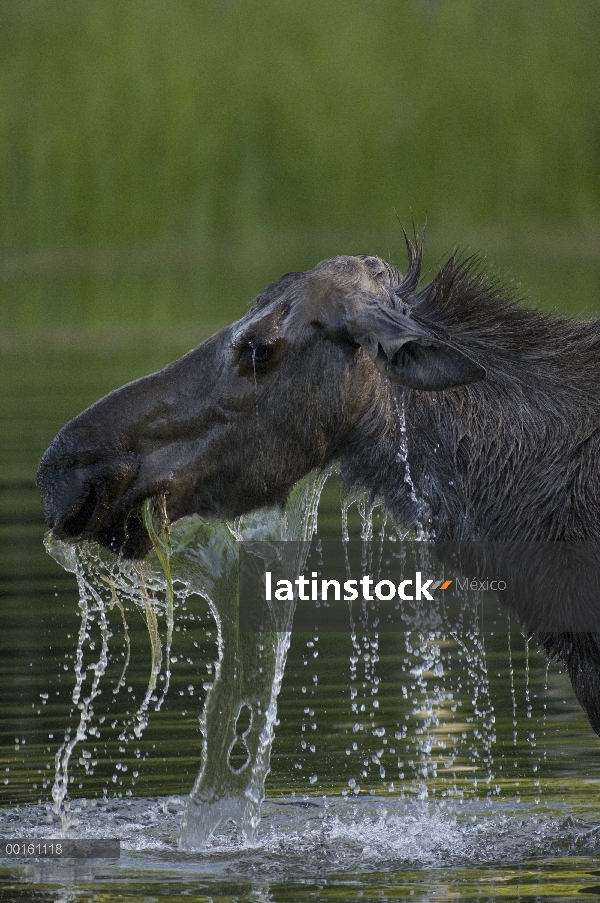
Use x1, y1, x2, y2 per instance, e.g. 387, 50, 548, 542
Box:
142, 496, 173, 617
142, 495, 174, 706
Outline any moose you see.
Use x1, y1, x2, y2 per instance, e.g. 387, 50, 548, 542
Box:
38, 240, 600, 736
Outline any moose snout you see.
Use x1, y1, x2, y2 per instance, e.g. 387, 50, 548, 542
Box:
37, 440, 141, 543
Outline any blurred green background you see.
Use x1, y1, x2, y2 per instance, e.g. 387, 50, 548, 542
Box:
1, 0, 600, 339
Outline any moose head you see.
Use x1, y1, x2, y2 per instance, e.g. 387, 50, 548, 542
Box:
37, 249, 484, 558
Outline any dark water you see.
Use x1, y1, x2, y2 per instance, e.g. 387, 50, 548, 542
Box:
3, 271, 600, 899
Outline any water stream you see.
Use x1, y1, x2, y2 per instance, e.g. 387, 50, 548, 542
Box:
3, 471, 600, 898
38, 467, 562, 849
44, 468, 330, 847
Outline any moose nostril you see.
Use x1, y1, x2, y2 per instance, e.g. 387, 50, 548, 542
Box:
59, 484, 99, 539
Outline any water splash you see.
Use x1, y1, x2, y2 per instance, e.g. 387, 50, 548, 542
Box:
304, 519, 502, 804
45, 468, 332, 845
44, 535, 179, 830
47, 541, 111, 826
44, 457, 529, 848
179, 467, 331, 848
338, 485, 477, 803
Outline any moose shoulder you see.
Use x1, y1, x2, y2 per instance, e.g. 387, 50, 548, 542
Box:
37, 243, 600, 736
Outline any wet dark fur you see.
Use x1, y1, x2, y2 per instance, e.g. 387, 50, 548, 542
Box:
344, 247, 600, 543
337, 248, 600, 734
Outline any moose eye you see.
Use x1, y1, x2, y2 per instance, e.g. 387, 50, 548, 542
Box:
250, 342, 274, 365
234, 338, 279, 376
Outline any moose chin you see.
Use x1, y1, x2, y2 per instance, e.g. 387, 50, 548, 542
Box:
38, 239, 600, 737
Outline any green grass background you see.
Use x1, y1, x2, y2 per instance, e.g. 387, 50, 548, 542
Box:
1, 0, 600, 331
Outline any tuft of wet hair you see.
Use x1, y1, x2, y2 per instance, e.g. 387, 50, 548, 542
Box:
391, 229, 424, 300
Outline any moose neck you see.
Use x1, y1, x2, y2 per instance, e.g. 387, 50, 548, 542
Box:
338, 313, 600, 543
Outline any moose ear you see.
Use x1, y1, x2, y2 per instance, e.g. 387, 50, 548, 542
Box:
383, 339, 486, 390
340, 292, 486, 391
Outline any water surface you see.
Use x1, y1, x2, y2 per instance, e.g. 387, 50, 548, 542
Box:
3, 257, 600, 900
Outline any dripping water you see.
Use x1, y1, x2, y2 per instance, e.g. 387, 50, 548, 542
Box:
507, 613, 518, 749
42, 453, 555, 845
393, 394, 433, 540
45, 467, 333, 843
44, 535, 181, 831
